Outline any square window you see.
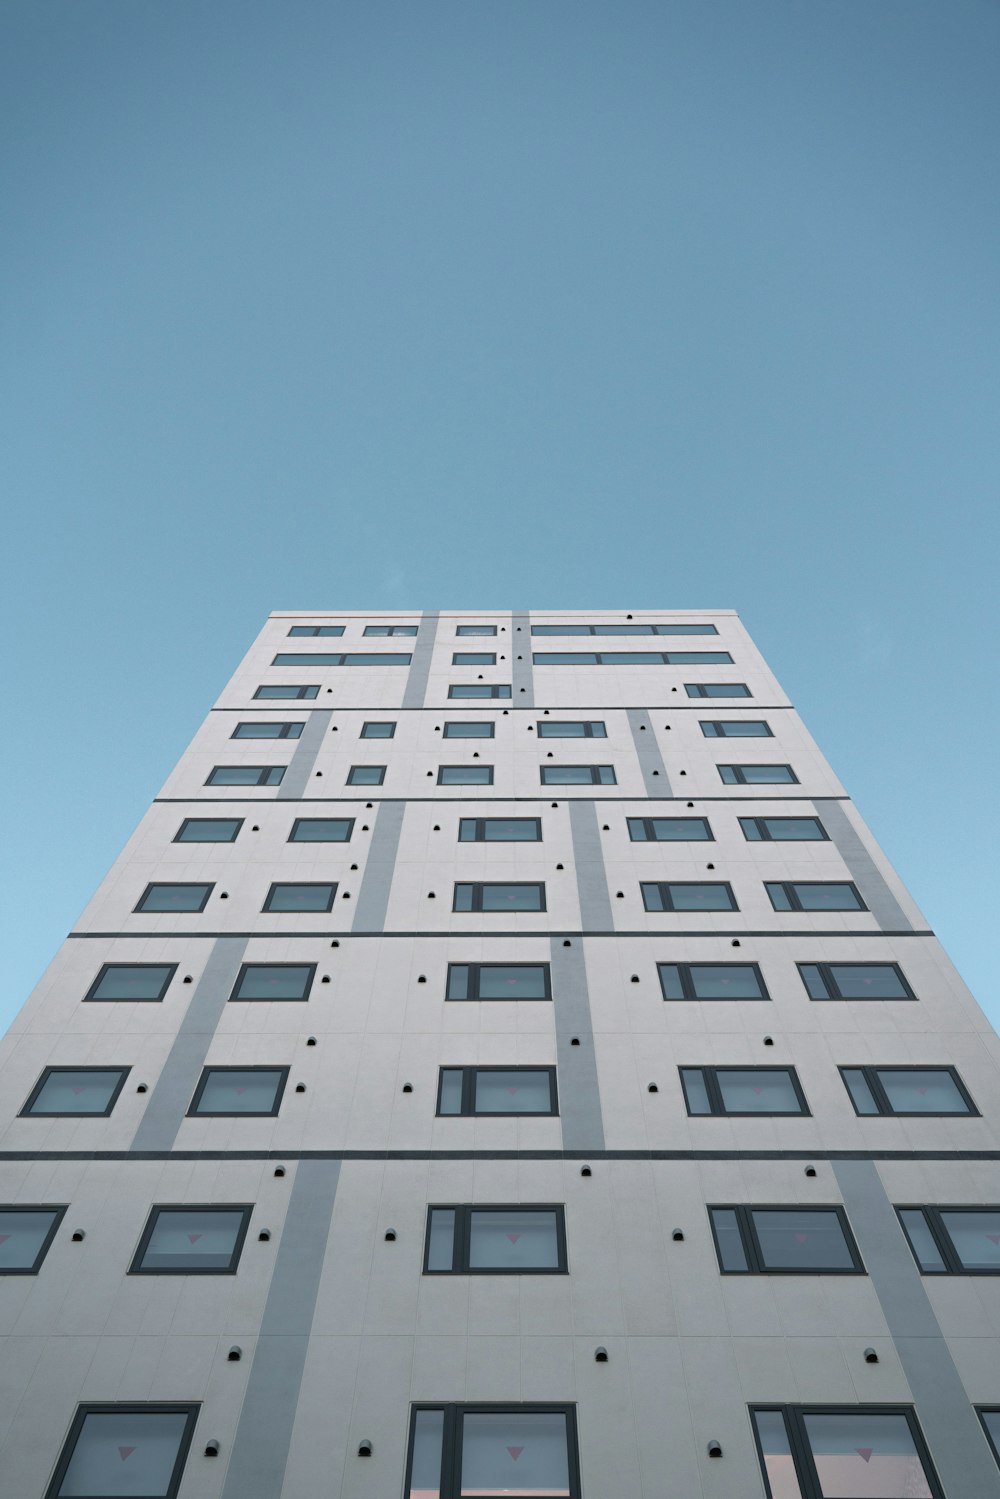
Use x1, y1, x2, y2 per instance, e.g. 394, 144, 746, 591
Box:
230, 963, 316, 1001
437, 1067, 558, 1116
263, 883, 336, 913
456, 625, 497, 636
174, 818, 243, 843
449, 683, 512, 698
840, 1066, 976, 1116
206, 765, 285, 786
45, 1405, 200, 1499
641, 882, 737, 912
453, 883, 546, 912
768, 884, 866, 914
540, 765, 616, 784
361, 721, 396, 738
406, 1405, 579, 1499
231, 721, 303, 739
439, 765, 494, 784
129, 1206, 252, 1274
681, 1066, 808, 1116
458, 818, 542, 841
446, 963, 551, 1000
188, 1067, 288, 1116
348, 765, 386, 785
254, 684, 319, 699
0, 1206, 66, 1273
898, 1207, 1000, 1274
685, 681, 752, 697
135, 883, 213, 913
700, 720, 772, 737
443, 721, 495, 738
84, 964, 177, 1002
628, 816, 713, 841
425, 1205, 567, 1273
718, 763, 797, 784
710, 1206, 864, 1273
658, 962, 768, 1001
289, 817, 354, 842
453, 652, 496, 665
752, 1406, 940, 1499
22, 1068, 130, 1117
536, 719, 607, 737
740, 816, 827, 841
363, 624, 418, 636
287, 625, 344, 636
798, 962, 911, 999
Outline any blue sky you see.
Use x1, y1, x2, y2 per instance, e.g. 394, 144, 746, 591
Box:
1, 0, 998, 1033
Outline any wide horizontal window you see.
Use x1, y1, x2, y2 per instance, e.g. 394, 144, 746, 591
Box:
231, 721, 303, 739
188, 1067, 288, 1116
364, 624, 418, 636
360, 721, 396, 738
719, 763, 797, 784
130, 1206, 253, 1274
447, 963, 551, 1000
263, 882, 336, 913
254, 683, 318, 699
443, 720, 494, 738
206, 765, 285, 786
533, 650, 732, 665
752, 1405, 940, 1499
701, 719, 772, 737
799, 962, 911, 999
658, 962, 768, 1001
711, 1205, 863, 1273
841, 1065, 976, 1117
740, 816, 827, 841
0, 1206, 66, 1273
22, 1067, 130, 1118
288, 625, 344, 636
271, 652, 412, 665
453, 651, 496, 664
230, 963, 316, 1001
347, 764, 386, 785
289, 817, 354, 842
406, 1405, 579, 1499
541, 764, 616, 784
454, 882, 546, 912
642, 881, 737, 912
531, 622, 717, 635
536, 719, 607, 737
685, 681, 751, 697
456, 624, 497, 636
681, 1066, 809, 1116
439, 764, 494, 784
135, 883, 213, 913
628, 816, 713, 841
45, 1404, 200, 1499
769, 884, 866, 913
459, 817, 541, 841
898, 1206, 1000, 1274
449, 683, 512, 698
174, 817, 243, 842
425, 1205, 567, 1273
437, 1066, 558, 1116
84, 964, 177, 1002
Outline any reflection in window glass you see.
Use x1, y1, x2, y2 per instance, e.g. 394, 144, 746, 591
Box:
289, 818, 354, 842
347, 765, 386, 785
407, 1409, 445, 1499
898, 1209, 947, 1273
752, 1409, 803, 1499
132, 1208, 249, 1272
802, 1412, 932, 1498
444, 722, 494, 738
85, 964, 176, 1001
540, 764, 616, 784
190, 1068, 286, 1116
980, 1410, 1000, 1469
473, 1071, 555, 1114
449, 684, 512, 698
701, 720, 771, 737
426, 1209, 457, 1270
24, 1069, 127, 1117
453, 652, 496, 665
740, 816, 827, 842
939, 1210, 1000, 1271
232, 721, 303, 739
799, 962, 910, 998
52, 1408, 198, 1499
628, 817, 713, 841
685, 682, 751, 697
288, 625, 344, 636
658, 963, 768, 1001
877, 1069, 971, 1114
0, 1207, 65, 1273
439, 765, 494, 784
361, 721, 396, 738
207, 766, 285, 786
136, 883, 213, 912
719, 763, 797, 784
456, 625, 497, 636
718, 1071, 803, 1113
264, 883, 336, 913
446, 964, 550, 1000
460, 1412, 571, 1498
537, 720, 607, 737
642, 882, 737, 912
231, 964, 315, 1001
459, 818, 541, 841
453, 883, 545, 912
254, 684, 319, 699
468, 1210, 561, 1270
751, 1210, 857, 1271
769, 884, 865, 913
174, 818, 243, 843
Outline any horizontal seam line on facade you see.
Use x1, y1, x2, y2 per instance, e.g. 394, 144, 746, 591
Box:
0, 1149, 996, 1162
210, 704, 795, 713
151, 794, 848, 804
65, 928, 934, 939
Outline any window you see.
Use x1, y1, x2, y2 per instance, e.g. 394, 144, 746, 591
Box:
288, 625, 344, 636
533, 651, 732, 665
681, 1066, 809, 1116
799, 962, 912, 998
44, 1405, 200, 1499
740, 816, 827, 841
231, 721, 303, 739
658, 962, 768, 1001
978, 1410, 1000, 1468
459, 818, 542, 841
254, 683, 319, 699
364, 624, 418, 636
751, 1406, 941, 1499
405, 1406, 580, 1499
641, 882, 737, 911
454, 882, 546, 912
174, 817, 243, 843
272, 652, 412, 666
361, 721, 396, 738
84, 964, 177, 1002
289, 817, 354, 842
898, 1206, 1000, 1274
347, 764, 385, 785
21, 1067, 130, 1118
425, 1205, 567, 1273
439, 765, 494, 784
456, 624, 497, 636
443, 721, 494, 738
263, 883, 336, 913
701, 720, 772, 737
449, 683, 512, 698
536, 720, 607, 737
540, 764, 616, 784
130, 1206, 252, 1274
531, 622, 718, 635
0, 1206, 66, 1273
230, 963, 316, 1001
685, 681, 751, 697
188, 1067, 288, 1116
447, 963, 551, 1000
769, 884, 866, 914
135, 883, 213, 913
206, 765, 285, 786
437, 1066, 558, 1116
453, 651, 497, 665
841, 1066, 977, 1117
710, 1206, 864, 1274
628, 816, 713, 841
719, 763, 798, 784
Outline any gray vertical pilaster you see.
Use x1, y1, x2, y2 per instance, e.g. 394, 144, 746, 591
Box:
276, 710, 333, 799
401, 611, 440, 708
511, 611, 534, 705
815, 800, 914, 930
351, 802, 405, 933
568, 800, 613, 930
549, 937, 605, 1151
626, 708, 673, 796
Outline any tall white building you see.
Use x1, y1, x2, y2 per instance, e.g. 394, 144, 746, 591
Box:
2, 609, 1000, 1499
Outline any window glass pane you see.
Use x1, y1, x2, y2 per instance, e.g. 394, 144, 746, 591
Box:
980, 1411, 1000, 1464
444, 722, 494, 737
453, 885, 474, 912
666, 651, 732, 663
542, 765, 593, 783
438, 1071, 464, 1114
288, 625, 344, 635
531, 624, 594, 634
802, 1412, 932, 1498
137, 884, 211, 912
481, 819, 541, 841
208, 766, 284, 785
469, 1210, 560, 1269
0, 1209, 61, 1271
254, 684, 318, 699
534, 651, 599, 663
426, 1209, 456, 1271
460, 1412, 570, 1498
232, 964, 313, 1000
595, 766, 616, 784
768, 884, 794, 911
175, 819, 242, 842
89, 965, 174, 1001
479, 884, 544, 911
342, 653, 411, 665
408, 1409, 444, 1499
348, 765, 385, 784
265, 884, 335, 912
753, 1411, 804, 1499
364, 625, 417, 635
754, 818, 825, 840
651, 883, 735, 911
898, 1210, 947, 1272
939, 1210, 1000, 1270
56, 1410, 192, 1498
479, 965, 548, 1000
658, 965, 685, 1000
730, 764, 796, 783
138, 1209, 245, 1271
29, 1070, 124, 1115
689, 965, 766, 1000
751, 1210, 856, 1271
710, 1209, 749, 1272
681, 1069, 712, 1114
877, 1069, 969, 1114
641, 884, 665, 911
704, 720, 770, 736
799, 964, 829, 998
194, 1070, 283, 1114
537, 721, 606, 737
649, 818, 712, 840
797, 885, 863, 912
453, 652, 496, 664
449, 684, 511, 697
717, 1071, 802, 1113
440, 766, 493, 784
599, 651, 667, 663
843, 1069, 879, 1115
289, 818, 353, 841
828, 964, 906, 996
361, 722, 396, 738
474, 1071, 553, 1114
232, 721, 302, 739
456, 625, 496, 635
686, 682, 751, 697
446, 966, 470, 999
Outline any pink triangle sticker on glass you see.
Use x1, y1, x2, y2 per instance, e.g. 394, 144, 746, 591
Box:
752, 1087, 763, 1094
856, 1448, 873, 1463
506, 1446, 524, 1461
506, 1233, 521, 1243
118, 1447, 136, 1461
987, 1234, 1000, 1245
187, 1233, 203, 1243
233, 1087, 247, 1095
72, 1087, 85, 1095
506, 1087, 519, 1094
794, 1233, 808, 1243
915, 1087, 928, 1095
0, 1235, 9, 1244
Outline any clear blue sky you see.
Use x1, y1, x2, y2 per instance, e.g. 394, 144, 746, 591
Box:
1, 1, 997, 1034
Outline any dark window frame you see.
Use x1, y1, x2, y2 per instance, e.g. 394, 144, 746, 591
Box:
840, 1064, 978, 1117
448, 684, 512, 698
21, 1066, 131, 1119
271, 652, 412, 666
533, 650, 733, 665
363, 624, 419, 636
436, 1065, 559, 1117
628, 816, 714, 841
253, 684, 319, 700
231, 721, 303, 740
740, 816, 828, 842
287, 625, 345, 636
443, 721, 495, 738
709, 1204, 865, 1275
0, 1204, 67, 1274
458, 817, 542, 842
453, 882, 547, 913
685, 681, 752, 698
187, 1066, 289, 1118
536, 720, 607, 738
446, 962, 552, 1001
718, 763, 798, 785
347, 765, 386, 786
44, 1403, 200, 1499
438, 765, 495, 785
229, 962, 317, 1002
452, 651, 497, 665
767, 885, 867, 915
641, 881, 738, 912
540, 764, 616, 785
173, 817, 243, 843
658, 962, 769, 1002
206, 766, 285, 787
262, 882, 337, 914
403, 1403, 581, 1499
750, 1404, 943, 1499
84, 963, 178, 1003
455, 625, 497, 636
128, 1204, 253, 1276
977, 1408, 1000, 1468
531, 622, 718, 636
897, 1206, 1000, 1276
360, 721, 397, 738
135, 882, 213, 914
798, 961, 914, 999
288, 816, 355, 842
423, 1204, 568, 1274
700, 719, 773, 738
680, 1065, 810, 1117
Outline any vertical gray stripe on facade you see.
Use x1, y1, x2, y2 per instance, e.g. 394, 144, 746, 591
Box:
568, 800, 614, 930
351, 801, 405, 932
815, 799, 914, 931
511, 611, 534, 705
220, 1160, 340, 1499
549, 936, 605, 1151
130, 935, 249, 1152
401, 610, 440, 708
276, 709, 333, 799
833, 1159, 1000, 1498
626, 709, 673, 796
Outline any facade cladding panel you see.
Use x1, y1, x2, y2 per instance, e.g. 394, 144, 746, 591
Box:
1, 610, 999, 1499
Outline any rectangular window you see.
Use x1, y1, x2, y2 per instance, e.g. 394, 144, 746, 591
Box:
459, 818, 542, 842
443, 721, 494, 738
751, 1405, 941, 1499
272, 652, 412, 666
799, 962, 912, 998
188, 1066, 288, 1116
363, 624, 418, 636
979, 1410, 1000, 1470
288, 817, 354, 842
360, 721, 396, 738
447, 963, 551, 1000
230, 963, 316, 1001
0, 1206, 66, 1274
710, 1205, 864, 1274
347, 765, 386, 785
21, 1067, 130, 1118
719, 763, 797, 784
642, 882, 737, 912
841, 1066, 977, 1117
701, 720, 772, 737
456, 624, 497, 636
437, 1066, 558, 1116
454, 882, 546, 912
769, 884, 867, 914
680, 1066, 809, 1116
135, 883, 213, 913
658, 962, 768, 1001
263, 882, 336, 913
898, 1206, 1000, 1274
449, 683, 512, 698
129, 1206, 252, 1274
533, 650, 733, 665
206, 765, 285, 786
84, 964, 177, 1002
405, 1405, 580, 1499
453, 651, 497, 664
531, 622, 718, 635
438, 765, 494, 784
685, 681, 752, 697
44, 1405, 200, 1499
740, 816, 828, 841
254, 683, 319, 699
536, 720, 607, 737
231, 721, 303, 739
288, 625, 344, 636
425, 1205, 567, 1273
628, 816, 713, 841
540, 764, 616, 784
174, 817, 243, 843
